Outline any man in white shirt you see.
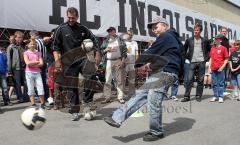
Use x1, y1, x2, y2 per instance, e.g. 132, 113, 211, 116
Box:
122, 30, 138, 98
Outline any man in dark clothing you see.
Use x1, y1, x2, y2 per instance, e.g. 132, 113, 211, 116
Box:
7, 31, 27, 103
181, 24, 210, 102
52, 7, 101, 121
103, 17, 182, 142
219, 27, 230, 93
219, 27, 229, 51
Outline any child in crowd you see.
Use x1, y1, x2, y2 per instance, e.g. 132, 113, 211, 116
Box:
0, 47, 12, 105
228, 40, 240, 101
229, 39, 236, 56
209, 34, 228, 103
204, 61, 212, 89
47, 64, 54, 105
23, 39, 49, 109
0, 47, 12, 113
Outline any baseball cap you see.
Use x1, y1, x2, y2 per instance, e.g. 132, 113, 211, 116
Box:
106, 27, 116, 32
214, 34, 224, 39
147, 16, 169, 29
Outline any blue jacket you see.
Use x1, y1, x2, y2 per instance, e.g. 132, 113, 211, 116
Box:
0, 51, 8, 74
135, 29, 182, 75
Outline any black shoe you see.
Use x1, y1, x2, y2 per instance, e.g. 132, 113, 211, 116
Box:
71, 113, 80, 121
237, 98, 240, 101
181, 97, 190, 102
40, 104, 51, 110
143, 132, 164, 142
104, 116, 121, 128
18, 100, 24, 103
101, 98, 112, 104
196, 96, 202, 102
8, 102, 13, 106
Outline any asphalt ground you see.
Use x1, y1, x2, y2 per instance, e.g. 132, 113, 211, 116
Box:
0, 85, 240, 145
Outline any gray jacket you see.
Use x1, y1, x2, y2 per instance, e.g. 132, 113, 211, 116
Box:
7, 44, 25, 71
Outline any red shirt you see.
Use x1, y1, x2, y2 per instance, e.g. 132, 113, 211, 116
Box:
229, 47, 236, 56
209, 45, 228, 71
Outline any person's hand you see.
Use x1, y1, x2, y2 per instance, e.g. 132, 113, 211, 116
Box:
232, 68, 238, 72
95, 52, 101, 65
105, 47, 112, 53
7, 72, 13, 77
218, 67, 224, 72
208, 67, 212, 74
137, 64, 151, 77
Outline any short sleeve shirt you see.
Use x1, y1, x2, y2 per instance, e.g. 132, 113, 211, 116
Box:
229, 51, 240, 75
24, 50, 42, 73
209, 45, 228, 71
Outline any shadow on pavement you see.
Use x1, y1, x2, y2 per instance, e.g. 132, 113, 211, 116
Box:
112, 117, 195, 143
3, 105, 29, 112
94, 108, 117, 120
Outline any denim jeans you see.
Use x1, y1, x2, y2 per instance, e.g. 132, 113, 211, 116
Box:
112, 71, 177, 135
170, 80, 179, 96
25, 72, 44, 96
230, 73, 240, 97
184, 63, 190, 87
184, 62, 205, 98
212, 70, 225, 98
0, 73, 10, 104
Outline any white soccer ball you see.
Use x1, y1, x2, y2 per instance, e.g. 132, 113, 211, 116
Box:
21, 106, 46, 130
81, 39, 94, 52
83, 110, 96, 121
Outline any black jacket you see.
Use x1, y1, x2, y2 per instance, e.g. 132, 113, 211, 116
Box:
135, 29, 182, 75
184, 37, 210, 62
52, 22, 99, 54
221, 36, 229, 52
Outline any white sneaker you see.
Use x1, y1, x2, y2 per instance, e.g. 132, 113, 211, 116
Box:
223, 92, 231, 96
219, 98, 224, 103
210, 97, 218, 102
172, 96, 178, 101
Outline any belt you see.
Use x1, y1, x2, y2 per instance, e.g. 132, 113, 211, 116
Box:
106, 57, 122, 60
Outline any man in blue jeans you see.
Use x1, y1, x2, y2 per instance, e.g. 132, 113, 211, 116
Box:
103, 17, 182, 142
181, 24, 210, 102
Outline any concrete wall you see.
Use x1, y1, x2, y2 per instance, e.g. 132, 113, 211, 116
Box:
167, 0, 240, 26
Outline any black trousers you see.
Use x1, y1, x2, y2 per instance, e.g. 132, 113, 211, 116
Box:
55, 57, 96, 113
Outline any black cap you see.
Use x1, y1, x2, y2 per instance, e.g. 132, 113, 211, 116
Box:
107, 27, 116, 32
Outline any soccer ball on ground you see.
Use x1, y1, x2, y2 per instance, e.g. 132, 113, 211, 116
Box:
83, 110, 96, 121
21, 106, 46, 130
81, 39, 94, 52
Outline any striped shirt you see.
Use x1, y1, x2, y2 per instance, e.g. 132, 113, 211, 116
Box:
36, 38, 47, 60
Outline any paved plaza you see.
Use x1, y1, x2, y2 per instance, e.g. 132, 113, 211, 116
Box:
0, 85, 240, 145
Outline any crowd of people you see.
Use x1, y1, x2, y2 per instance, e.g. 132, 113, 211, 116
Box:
0, 6, 240, 142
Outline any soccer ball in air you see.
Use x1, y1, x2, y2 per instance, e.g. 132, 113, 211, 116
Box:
81, 39, 94, 52
21, 106, 46, 130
